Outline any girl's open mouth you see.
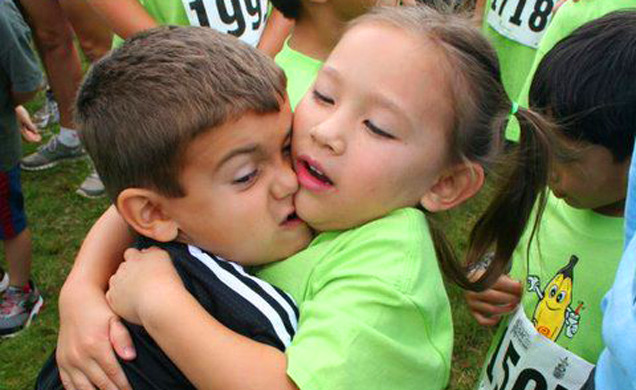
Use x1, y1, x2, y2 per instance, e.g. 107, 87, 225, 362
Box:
296, 157, 334, 191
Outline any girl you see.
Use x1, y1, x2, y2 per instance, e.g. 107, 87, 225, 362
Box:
57, 5, 552, 390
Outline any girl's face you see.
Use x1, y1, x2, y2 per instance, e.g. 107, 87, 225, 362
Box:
292, 23, 455, 231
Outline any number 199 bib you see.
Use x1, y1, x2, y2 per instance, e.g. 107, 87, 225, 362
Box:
181, 0, 268, 47
479, 308, 594, 390
487, 0, 554, 49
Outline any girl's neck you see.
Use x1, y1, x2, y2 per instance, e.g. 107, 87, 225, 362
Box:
593, 199, 625, 217
289, 10, 344, 61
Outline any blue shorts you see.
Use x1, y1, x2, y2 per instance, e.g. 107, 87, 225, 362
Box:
0, 165, 27, 240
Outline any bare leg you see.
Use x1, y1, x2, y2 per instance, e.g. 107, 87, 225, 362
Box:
3, 228, 32, 287
18, 0, 82, 130
60, 0, 113, 63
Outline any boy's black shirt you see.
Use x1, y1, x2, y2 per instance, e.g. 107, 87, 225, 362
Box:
36, 237, 298, 390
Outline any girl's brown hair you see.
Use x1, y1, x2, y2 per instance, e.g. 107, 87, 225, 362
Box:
350, 5, 553, 291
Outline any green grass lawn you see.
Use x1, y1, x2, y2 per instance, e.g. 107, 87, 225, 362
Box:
0, 98, 494, 390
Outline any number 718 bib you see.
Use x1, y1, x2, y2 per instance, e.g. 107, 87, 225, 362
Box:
487, 0, 554, 49
478, 308, 594, 390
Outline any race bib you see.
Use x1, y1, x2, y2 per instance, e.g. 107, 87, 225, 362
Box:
479, 308, 594, 390
181, 0, 268, 46
486, 0, 554, 49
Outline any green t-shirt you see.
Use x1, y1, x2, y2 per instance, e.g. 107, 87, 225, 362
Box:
258, 208, 453, 390
113, 0, 269, 47
480, 192, 624, 386
0, 0, 43, 171
506, 0, 636, 141
275, 39, 322, 111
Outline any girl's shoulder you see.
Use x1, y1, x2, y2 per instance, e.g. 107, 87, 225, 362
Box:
313, 207, 442, 295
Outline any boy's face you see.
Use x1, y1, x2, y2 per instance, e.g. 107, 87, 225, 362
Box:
291, 24, 454, 231
164, 101, 313, 265
550, 138, 629, 216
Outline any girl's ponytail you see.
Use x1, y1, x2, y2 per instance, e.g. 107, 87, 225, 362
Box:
460, 107, 553, 291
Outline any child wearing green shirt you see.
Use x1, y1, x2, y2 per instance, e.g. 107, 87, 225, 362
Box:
466, 11, 636, 390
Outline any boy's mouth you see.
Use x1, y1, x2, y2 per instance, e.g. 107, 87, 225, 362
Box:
296, 157, 334, 191
281, 210, 303, 227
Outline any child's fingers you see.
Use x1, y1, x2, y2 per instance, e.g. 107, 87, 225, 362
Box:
469, 309, 503, 327
467, 287, 520, 306
109, 317, 136, 361
491, 275, 523, 297
465, 296, 516, 316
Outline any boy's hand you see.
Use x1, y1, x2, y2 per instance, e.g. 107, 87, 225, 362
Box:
57, 283, 134, 390
106, 247, 183, 326
15, 105, 41, 142
464, 274, 523, 326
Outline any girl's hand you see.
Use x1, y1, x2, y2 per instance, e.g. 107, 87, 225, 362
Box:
464, 274, 523, 326
57, 283, 134, 390
15, 105, 41, 142
106, 247, 183, 325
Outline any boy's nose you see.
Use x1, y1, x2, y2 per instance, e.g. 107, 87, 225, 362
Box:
271, 162, 299, 200
310, 123, 345, 155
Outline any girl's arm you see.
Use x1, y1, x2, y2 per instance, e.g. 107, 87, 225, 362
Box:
107, 248, 299, 390
87, 0, 158, 39
57, 205, 136, 390
257, 8, 294, 58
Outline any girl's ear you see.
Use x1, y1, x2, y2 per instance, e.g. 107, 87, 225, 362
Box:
420, 162, 485, 212
117, 188, 179, 242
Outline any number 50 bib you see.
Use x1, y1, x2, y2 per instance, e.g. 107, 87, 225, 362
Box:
479, 308, 594, 390
487, 0, 554, 49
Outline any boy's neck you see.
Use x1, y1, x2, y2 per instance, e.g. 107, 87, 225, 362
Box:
289, 9, 344, 61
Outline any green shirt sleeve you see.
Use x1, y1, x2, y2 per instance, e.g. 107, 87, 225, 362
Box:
285, 210, 453, 390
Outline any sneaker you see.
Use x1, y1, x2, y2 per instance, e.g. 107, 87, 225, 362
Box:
33, 90, 60, 129
76, 170, 105, 198
21, 135, 85, 171
0, 270, 8, 293
0, 281, 44, 337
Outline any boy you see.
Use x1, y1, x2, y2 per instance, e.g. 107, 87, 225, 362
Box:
0, 0, 44, 337
466, 11, 636, 390
36, 26, 312, 389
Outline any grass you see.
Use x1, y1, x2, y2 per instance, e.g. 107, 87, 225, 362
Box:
0, 97, 493, 390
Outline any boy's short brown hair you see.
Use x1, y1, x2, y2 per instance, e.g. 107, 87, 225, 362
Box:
76, 26, 287, 201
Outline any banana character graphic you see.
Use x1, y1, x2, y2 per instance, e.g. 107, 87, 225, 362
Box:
527, 255, 581, 341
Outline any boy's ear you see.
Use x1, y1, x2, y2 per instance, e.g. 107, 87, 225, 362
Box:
420, 162, 485, 212
117, 188, 179, 242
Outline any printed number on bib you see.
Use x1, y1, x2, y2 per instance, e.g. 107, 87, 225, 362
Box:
182, 0, 267, 46
486, 0, 554, 49
478, 308, 594, 390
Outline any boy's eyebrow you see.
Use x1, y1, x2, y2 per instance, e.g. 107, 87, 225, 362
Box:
217, 144, 259, 170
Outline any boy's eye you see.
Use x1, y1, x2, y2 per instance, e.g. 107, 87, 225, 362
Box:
233, 169, 258, 185
282, 142, 292, 157
313, 89, 335, 105
364, 119, 395, 140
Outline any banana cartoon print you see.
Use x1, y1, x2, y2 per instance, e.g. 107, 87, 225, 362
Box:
527, 255, 583, 341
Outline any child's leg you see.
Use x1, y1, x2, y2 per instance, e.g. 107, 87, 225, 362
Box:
4, 228, 32, 288
60, 0, 113, 63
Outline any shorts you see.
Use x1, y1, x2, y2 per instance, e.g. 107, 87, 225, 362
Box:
0, 165, 27, 240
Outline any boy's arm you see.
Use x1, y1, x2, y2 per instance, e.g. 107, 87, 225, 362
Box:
107, 248, 299, 390
57, 205, 136, 390
87, 0, 158, 39
257, 9, 294, 58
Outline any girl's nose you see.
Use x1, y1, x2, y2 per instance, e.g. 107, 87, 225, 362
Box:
309, 123, 345, 155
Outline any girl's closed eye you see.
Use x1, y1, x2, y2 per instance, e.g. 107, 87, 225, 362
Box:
313, 89, 335, 105
363, 119, 396, 140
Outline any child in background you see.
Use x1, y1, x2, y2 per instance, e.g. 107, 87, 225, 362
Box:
506, 0, 636, 141
272, 0, 408, 109
56, 5, 555, 390
35, 26, 312, 390
0, 0, 44, 336
466, 11, 636, 390
86, 0, 293, 56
